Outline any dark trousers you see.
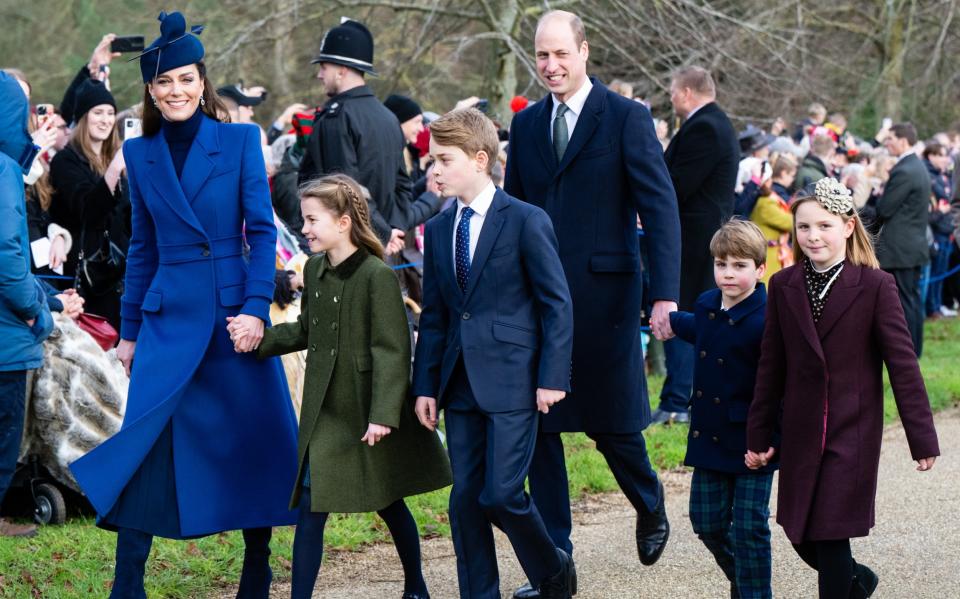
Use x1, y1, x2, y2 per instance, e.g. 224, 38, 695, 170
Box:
886, 266, 924, 357
290, 491, 426, 599
528, 429, 662, 555
689, 468, 774, 599
444, 365, 560, 598
792, 539, 854, 599
110, 527, 272, 599
0, 369, 27, 506
659, 336, 694, 413
926, 237, 952, 315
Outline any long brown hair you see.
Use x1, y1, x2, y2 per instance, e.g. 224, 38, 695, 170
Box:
299, 174, 385, 261
70, 108, 121, 176
141, 61, 229, 137
790, 195, 879, 269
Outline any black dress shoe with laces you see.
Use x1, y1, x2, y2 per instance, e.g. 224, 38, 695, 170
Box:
538, 549, 576, 599
636, 480, 670, 566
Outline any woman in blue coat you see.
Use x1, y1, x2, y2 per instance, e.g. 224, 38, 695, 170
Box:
69, 12, 299, 598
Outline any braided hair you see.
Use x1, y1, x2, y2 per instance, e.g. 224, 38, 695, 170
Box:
299, 174, 385, 260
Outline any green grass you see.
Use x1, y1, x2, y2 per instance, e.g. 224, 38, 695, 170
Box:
2, 318, 957, 597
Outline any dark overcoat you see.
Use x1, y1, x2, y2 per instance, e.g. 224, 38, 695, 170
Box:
70, 117, 300, 537
258, 251, 451, 512
875, 153, 932, 269
663, 102, 739, 310
670, 285, 776, 475
746, 263, 940, 543
505, 79, 681, 433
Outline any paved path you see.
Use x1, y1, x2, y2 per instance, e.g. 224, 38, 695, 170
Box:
229, 408, 958, 598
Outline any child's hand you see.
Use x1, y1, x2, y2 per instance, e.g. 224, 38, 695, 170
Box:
415, 396, 438, 431
916, 456, 937, 472
361, 423, 392, 447
745, 448, 776, 469
536, 388, 566, 414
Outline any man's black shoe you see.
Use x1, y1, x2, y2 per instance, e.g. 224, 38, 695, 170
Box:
636, 480, 669, 565
537, 549, 576, 599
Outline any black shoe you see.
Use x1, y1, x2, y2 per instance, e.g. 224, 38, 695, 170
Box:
850, 563, 878, 598
636, 481, 669, 566
538, 549, 576, 599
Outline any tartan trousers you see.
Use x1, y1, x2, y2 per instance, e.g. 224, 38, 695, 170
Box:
689, 467, 775, 599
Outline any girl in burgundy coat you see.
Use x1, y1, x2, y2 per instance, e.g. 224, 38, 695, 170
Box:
745, 177, 940, 599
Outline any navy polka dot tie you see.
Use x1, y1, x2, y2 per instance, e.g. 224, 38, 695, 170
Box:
456, 206, 474, 292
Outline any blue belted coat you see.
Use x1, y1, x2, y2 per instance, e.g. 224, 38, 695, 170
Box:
70, 115, 299, 537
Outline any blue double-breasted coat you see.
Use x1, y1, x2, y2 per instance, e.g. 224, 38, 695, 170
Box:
70, 116, 299, 537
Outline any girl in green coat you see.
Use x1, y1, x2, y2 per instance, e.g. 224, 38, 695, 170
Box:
230, 174, 451, 599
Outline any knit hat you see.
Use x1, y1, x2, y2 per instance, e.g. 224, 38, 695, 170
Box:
311, 18, 376, 75
134, 11, 205, 83
73, 79, 116, 123
384, 94, 421, 124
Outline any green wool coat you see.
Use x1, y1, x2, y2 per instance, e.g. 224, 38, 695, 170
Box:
259, 249, 451, 512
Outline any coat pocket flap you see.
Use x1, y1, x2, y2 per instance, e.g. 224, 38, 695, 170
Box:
355, 354, 373, 372
728, 402, 750, 423
141, 290, 162, 313
219, 284, 245, 308
589, 253, 639, 273
491, 321, 537, 349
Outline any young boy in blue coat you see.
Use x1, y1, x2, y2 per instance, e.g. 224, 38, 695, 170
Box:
668, 220, 777, 599
412, 108, 576, 599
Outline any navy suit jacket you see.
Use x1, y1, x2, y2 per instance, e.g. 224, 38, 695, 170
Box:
505, 79, 680, 433
411, 188, 574, 413
670, 285, 776, 474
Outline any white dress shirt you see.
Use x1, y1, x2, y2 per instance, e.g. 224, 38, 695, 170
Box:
550, 78, 594, 141
452, 181, 497, 273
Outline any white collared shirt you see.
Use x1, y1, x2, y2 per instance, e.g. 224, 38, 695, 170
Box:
452, 181, 497, 272
895, 149, 915, 165
550, 78, 594, 141
684, 100, 712, 122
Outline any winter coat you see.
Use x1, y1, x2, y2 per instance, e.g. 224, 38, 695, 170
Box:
664, 102, 740, 310
924, 159, 951, 203
876, 153, 932, 269
750, 191, 794, 281
671, 285, 776, 474
259, 250, 451, 512
794, 155, 829, 192
70, 115, 299, 537
0, 71, 53, 372
747, 263, 939, 543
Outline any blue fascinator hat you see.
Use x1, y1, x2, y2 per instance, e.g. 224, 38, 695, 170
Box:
133, 11, 205, 83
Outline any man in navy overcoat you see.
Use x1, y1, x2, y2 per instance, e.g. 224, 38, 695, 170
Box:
504, 10, 681, 596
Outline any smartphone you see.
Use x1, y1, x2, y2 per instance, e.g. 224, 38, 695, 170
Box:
36, 104, 48, 116
475, 98, 489, 113
882, 117, 892, 129
111, 36, 145, 53
124, 117, 143, 140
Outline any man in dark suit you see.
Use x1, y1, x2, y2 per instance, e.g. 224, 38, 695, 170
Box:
413, 108, 575, 598
877, 122, 931, 356
653, 66, 739, 425
504, 10, 681, 597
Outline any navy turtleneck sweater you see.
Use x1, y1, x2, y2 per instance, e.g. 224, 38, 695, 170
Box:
161, 108, 204, 179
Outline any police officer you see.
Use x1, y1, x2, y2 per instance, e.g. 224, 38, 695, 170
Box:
299, 19, 408, 249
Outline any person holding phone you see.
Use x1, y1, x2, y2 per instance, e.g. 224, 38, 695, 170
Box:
68, 12, 298, 599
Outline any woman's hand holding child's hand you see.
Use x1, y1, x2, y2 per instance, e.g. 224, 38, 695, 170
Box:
226, 315, 264, 353
361, 423, 391, 446
745, 448, 776, 469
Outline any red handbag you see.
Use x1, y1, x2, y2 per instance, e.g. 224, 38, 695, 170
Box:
75, 313, 119, 351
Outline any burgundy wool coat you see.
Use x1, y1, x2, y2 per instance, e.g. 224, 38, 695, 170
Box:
746, 262, 939, 543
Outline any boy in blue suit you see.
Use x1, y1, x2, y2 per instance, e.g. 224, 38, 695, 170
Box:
668, 220, 777, 599
412, 108, 576, 599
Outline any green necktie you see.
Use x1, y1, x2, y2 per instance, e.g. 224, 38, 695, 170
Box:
553, 103, 569, 162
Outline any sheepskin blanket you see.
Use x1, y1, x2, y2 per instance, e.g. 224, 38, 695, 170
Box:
20, 314, 128, 492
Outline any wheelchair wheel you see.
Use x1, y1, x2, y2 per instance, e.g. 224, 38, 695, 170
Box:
33, 483, 67, 525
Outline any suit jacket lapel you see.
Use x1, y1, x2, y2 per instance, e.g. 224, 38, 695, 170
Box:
179, 116, 219, 205
816, 263, 863, 339
782, 266, 825, 363
145, 133, 205, 235
556, 81, 605, 174
533, 96, 558, 172
434, 205, 460, 301
463, 191, 507, 304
